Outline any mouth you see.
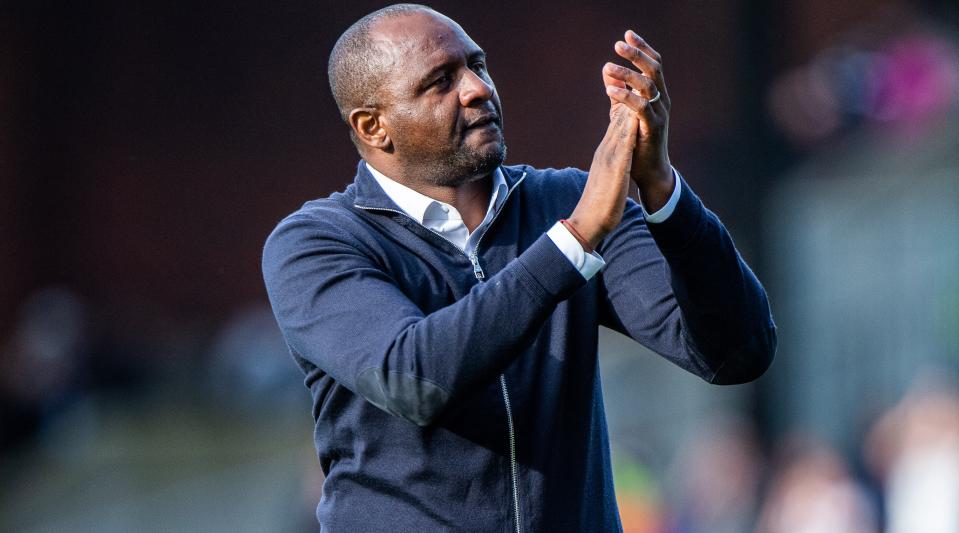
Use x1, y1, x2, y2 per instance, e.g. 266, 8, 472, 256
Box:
465, 113, 501, 131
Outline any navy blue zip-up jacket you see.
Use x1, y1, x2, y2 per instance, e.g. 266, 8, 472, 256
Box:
261, 161, 776, 532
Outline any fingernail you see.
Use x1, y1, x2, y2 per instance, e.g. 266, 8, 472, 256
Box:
615, 41, 628, 51
606, 85, 625, 96
628, 30, 642, 41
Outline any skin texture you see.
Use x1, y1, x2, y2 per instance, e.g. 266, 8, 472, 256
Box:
607, 30, 675, 213
351, 10, 504, 231
348, 11, 673, 243
571, 29, 676, 247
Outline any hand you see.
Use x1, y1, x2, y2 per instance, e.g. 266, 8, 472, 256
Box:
603, 30, 674, 212
568, 105, 639, 249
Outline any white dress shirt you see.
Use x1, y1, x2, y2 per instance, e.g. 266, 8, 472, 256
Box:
365, 162, 681, 281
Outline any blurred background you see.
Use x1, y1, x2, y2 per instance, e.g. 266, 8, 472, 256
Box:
2, 0, 958, 531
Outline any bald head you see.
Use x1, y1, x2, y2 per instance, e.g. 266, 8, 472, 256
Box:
327, 5, 504, 182
327, 4, 439, 124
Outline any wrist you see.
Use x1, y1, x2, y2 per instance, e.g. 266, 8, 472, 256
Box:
633, 165, 674, 213
631, 161, 672, 188
566, 213, 604, 250
560, 219, 594, 253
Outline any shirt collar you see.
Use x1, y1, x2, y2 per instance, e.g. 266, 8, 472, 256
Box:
364, 162, 508, 225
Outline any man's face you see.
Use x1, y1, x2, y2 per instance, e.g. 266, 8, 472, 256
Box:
371, 12, 505, 186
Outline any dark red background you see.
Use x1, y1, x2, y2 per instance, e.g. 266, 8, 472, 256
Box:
0, 0, 926, 330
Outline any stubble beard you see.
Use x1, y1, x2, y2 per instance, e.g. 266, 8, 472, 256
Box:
401, 137, 507, 188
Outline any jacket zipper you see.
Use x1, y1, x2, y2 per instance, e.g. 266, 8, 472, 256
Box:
500, 362, 522, 533
468, 256, 521, 533
354, 171, 526, 533
468, 251, 485, 279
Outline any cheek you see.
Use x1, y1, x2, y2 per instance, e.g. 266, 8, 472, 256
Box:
387, 97, 461, 148
435, 106, 458, 134
417, 100, 459, 141
384, 107, 421, 143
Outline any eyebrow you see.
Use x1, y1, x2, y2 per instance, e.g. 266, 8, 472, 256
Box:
417, 49, 487, 88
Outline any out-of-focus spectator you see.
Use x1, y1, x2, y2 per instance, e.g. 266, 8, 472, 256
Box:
0, 286, 90, 449
208, 304, 302, 409
865, 378, 959, 533
666, 416, 763, 533
767, 7, 959, 147
756, 436, 878, 533
613, 451, 667, 533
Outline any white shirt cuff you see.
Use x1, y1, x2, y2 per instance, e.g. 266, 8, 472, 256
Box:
546, 221, 606, 280
642, 168, 682, 224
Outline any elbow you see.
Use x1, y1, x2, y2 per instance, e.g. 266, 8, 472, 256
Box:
355, 367, 452, 427
707, 322, 777, 385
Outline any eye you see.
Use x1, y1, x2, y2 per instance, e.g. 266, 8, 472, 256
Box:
429, 73, 452, 90
470, 60, 487, 73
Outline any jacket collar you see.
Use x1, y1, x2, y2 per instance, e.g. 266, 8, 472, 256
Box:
351, 159, 525, 211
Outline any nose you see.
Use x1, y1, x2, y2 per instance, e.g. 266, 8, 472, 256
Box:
459, 68, 494, 107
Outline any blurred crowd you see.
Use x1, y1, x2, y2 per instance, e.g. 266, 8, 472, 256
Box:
613, 380, 959, 533
610, 11, 959, 532
2, 284, 957, 533
0, 285, 302, 453
767, 6, 959, 147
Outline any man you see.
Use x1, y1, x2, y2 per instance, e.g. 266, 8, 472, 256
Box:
262, 4, 776, 532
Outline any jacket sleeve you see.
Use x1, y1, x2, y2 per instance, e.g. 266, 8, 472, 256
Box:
261, 211, 587, 426
596, 174, 777, 384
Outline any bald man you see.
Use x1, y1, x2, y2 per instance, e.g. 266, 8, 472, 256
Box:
262, 4, 776, 532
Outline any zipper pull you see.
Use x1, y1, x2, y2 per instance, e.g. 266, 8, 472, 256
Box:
469, 251, 485, 280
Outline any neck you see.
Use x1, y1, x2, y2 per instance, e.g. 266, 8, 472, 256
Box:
423, 178, 493, 233
366, 156, 494, 233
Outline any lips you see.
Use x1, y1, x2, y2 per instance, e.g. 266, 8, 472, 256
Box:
465, 113, 500, 130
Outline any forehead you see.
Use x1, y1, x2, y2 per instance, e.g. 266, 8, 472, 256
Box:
371, 12, 482, 75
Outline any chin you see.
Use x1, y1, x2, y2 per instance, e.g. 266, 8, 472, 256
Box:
412, 141, 507, 187
466, 142, 507, 178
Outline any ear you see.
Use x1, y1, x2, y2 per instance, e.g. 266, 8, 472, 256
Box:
349, 108, 391, 151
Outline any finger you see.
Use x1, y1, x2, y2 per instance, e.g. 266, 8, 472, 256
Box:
624, 31, 671, 108
601, 65, 627, 104
607, 85, 662, 141
614, 40, 659, 80
606, 85, 656, 118
601, 67, 627, 91
603, 62, 659, 105
614, 40, 668, 106
606, 85, 657, 125
624, 30, 662, 65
